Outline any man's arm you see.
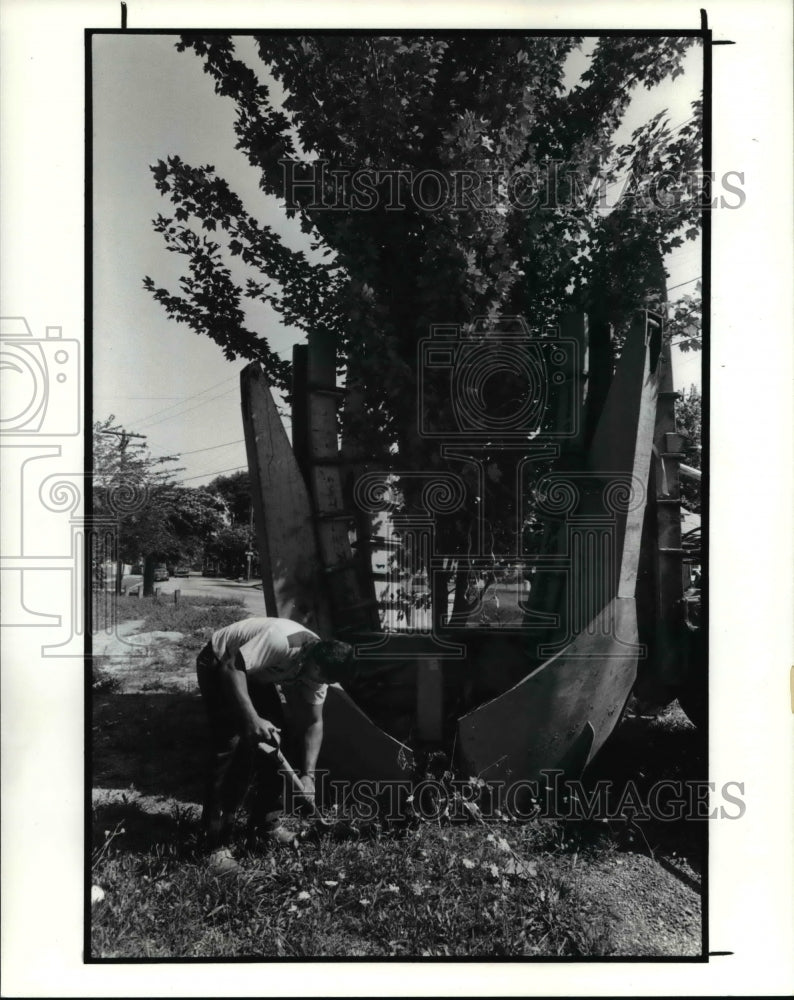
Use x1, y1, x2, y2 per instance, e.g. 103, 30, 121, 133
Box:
217, 651, 281, 745
290, 698, 324, 785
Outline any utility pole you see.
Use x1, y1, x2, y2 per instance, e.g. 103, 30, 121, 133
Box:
98, 428, 147, 595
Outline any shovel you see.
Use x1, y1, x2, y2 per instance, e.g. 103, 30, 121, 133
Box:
256, 741, 333, 829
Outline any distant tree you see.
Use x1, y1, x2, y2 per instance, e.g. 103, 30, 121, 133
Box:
93, 416, 227, 595
207, 469, 253, 527
205, 523, 254, 578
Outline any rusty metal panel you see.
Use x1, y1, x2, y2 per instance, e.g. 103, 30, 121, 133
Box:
290, 343, 311, 489
317, 684, 414, 786
524, 311, 661, 643
415, 658, 443, 743
457, 597, 637, 800
458, 312, 663, 791
240, 363, 333, 636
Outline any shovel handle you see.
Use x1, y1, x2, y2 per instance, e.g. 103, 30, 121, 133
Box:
256, 743, 334, 829
256, 742, 318, 812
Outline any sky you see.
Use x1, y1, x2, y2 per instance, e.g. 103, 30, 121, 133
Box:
92, 34, 704, 486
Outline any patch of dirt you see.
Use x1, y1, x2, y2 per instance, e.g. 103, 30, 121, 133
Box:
93, 620, 147, 657
572, 851, 701, 956
93, 627, 193, 693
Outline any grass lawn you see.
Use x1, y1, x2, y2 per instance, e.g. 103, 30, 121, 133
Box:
92, 594, 246, 694
93, 592, 245, 632
91, 594, 704, 959
91, 802, 621, 958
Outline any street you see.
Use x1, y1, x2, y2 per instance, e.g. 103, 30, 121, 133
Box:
122, 572, 267, 616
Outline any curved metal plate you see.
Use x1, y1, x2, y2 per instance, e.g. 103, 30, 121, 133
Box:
240, 363, 333, 636
316, 684, 414, 794
457, 597, 638, 798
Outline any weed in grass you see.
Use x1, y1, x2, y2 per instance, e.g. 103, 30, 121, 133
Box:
92, 821, 126, 871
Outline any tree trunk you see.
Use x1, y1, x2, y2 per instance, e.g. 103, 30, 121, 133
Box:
142, 553, 156, 597
431, 567, 451, 634
448, 567, 474, 627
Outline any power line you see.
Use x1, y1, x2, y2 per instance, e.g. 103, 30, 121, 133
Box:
136, 386, 240, 431
178, 438, 245, 456
129, 373, 239, 426
666, 113, 699, 136
667, 276, 701, 292
123, 343, 299, 428
139, 390, 293, 434
180, 464, 248, 483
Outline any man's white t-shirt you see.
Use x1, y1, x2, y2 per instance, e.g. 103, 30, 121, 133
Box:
210, 617, 326, 705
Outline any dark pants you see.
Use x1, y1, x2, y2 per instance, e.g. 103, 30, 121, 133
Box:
196, 643, 286, 847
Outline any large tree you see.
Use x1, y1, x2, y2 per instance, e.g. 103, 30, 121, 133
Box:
144, 34, 703, 619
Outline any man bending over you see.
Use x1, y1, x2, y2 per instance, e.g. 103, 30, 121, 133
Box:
196, 616, 355, 866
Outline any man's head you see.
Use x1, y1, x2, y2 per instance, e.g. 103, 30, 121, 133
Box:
301, 639, 357, 686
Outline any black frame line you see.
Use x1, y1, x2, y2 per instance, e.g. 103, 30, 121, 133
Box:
84, 20, 712, 965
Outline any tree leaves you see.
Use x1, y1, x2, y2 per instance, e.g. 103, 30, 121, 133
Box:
144, 34, 702, 557
667, 283, 702, 353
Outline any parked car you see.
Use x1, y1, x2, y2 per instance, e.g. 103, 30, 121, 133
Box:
153, 564, 169, 582
174, 564, 190, 577
202, 567, 218, 577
